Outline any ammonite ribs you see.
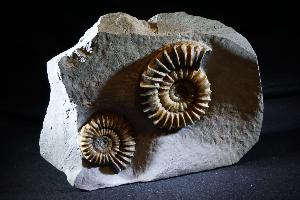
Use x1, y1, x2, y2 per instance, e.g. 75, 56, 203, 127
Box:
80, 113, 135, 173
140, 41, 212, 129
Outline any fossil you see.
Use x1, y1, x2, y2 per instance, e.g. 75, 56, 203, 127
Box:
80, 112, 135, 173
140, 41, 212, 129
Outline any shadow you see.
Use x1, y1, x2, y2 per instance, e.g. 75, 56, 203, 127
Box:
79, 51, 165, 176
76, 39, 265, 176
82, 155, 126, 175
99, 166, 116, 175
205, 40, 262, 121
82, 158, 99, 168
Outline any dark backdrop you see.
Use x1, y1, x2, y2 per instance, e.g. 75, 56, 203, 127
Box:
1, 1, 299, 199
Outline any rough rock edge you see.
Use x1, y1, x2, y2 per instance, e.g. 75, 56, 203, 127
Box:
98, 12, 256, 59
39, 15, 100, 184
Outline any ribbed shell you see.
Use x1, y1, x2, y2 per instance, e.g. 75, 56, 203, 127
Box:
80, 113, 135, 173
140, 41, 212, 129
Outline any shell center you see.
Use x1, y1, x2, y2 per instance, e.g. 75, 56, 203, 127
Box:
169, 80, 195, 103
93, 135, 113, 152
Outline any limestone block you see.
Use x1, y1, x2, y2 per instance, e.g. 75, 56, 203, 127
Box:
39, 12, 263, 190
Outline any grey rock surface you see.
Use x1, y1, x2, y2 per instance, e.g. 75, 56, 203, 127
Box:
39, 12, 263, 190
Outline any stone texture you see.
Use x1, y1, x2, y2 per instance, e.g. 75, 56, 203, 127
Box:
39, 12, 263, 190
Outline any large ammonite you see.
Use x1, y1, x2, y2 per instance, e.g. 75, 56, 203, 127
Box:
80, 112, 136, 173
140, 41, 212, 129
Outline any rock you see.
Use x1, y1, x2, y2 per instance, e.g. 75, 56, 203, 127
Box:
39, 12, 263, 190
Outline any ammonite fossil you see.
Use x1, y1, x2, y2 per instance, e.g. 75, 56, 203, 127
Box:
80, 113, 135, 173
140, 41, 212, 129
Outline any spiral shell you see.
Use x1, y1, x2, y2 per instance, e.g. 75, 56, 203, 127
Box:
140, 41, 212, 129
80, 113, 135, 173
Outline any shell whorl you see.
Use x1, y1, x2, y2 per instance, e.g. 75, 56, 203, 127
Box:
80, 113, 135, 173
140, 41, 212, 129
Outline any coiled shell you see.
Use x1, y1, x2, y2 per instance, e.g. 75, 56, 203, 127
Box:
80, 113, 135, 173
140, 41, 212, 129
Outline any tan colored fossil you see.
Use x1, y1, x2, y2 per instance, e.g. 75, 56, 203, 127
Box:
140, 41, 212, 129
80, 112, 135, 173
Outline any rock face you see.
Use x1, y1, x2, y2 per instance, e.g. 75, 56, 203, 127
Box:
39, 12, 263, 190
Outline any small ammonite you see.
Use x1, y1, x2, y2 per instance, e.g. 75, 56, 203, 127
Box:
140, 41, 212, 129
80, 112, 136, 173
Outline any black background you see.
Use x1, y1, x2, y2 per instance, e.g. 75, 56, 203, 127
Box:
1, 1, 300, 199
